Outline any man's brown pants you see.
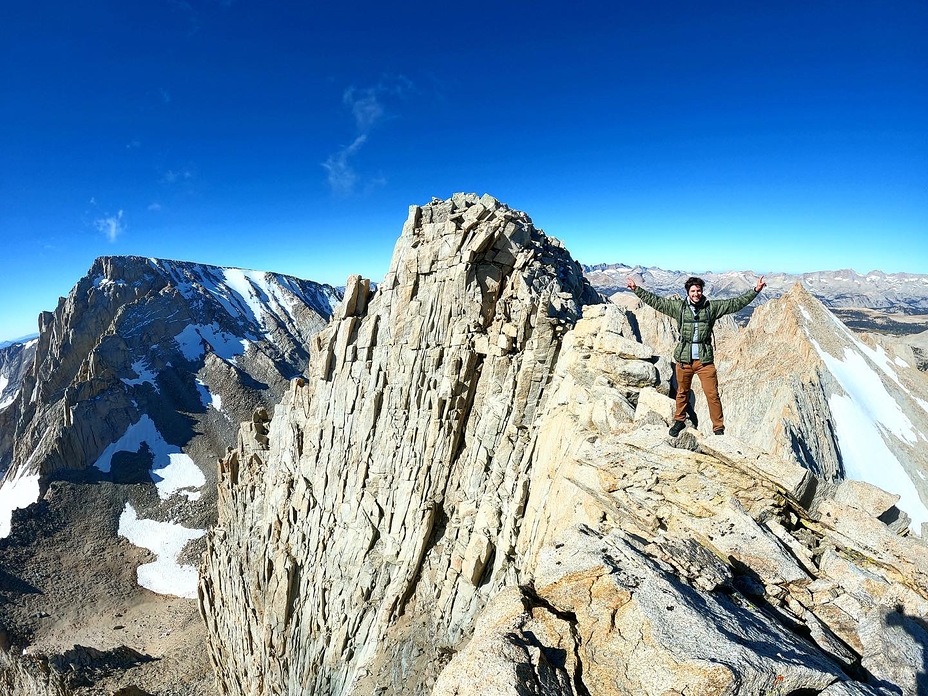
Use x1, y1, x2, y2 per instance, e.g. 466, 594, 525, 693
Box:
674, 360, 724, 431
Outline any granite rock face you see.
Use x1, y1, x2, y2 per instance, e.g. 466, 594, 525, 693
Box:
0, 338, 37, 473
202, 195, 928, 695
201, 193, 602, 694
0, 339, 36, 414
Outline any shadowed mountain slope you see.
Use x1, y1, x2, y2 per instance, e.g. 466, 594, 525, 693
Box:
0, 256, 340, 694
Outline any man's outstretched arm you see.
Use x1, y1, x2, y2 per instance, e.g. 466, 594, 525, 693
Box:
714, 276, 767, 316
626, 277, 680, 318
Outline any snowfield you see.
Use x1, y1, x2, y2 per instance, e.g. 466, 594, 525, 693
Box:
118, 503, 206, 599
810, 338, 928, 531
93, 415, 205, 501
0, 470, 40, 538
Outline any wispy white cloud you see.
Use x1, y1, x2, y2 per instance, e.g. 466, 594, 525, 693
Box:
126, 139, 141, 150
323, 75, 414, 197
148, 202, 162, 212
322, 135, 367, 197
95, 210, 126, 243
161, 168, 193, 184
344, 88, 385, 132
167, 0, 235, 36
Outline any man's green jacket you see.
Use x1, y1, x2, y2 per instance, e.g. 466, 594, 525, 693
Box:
633, 286, 759, 364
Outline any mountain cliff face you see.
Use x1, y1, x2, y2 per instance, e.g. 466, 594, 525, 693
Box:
1, 256, 338, 480
0, 339, 37, 479
0, 339, 36, 414
201, 195, 928, 695
0, 257, 340, 694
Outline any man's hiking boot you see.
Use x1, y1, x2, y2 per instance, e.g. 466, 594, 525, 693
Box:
669, 421, 686, 437
713, 427, 725, 436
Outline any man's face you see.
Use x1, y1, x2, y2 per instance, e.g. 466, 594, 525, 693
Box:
688, 284, 703, 303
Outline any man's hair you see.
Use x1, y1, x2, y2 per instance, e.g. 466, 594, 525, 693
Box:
684, 276, 705, 291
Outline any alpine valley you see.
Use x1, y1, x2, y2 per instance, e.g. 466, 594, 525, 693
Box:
1, 195, 927, 695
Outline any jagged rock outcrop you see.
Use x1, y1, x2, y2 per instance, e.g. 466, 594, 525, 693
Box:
201, 193, 602, 693
0, 257, 340, 694
202, 195, 928, 695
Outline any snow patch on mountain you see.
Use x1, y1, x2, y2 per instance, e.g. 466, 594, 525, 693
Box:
121, 358, 159, 390
93, 276, 128, 290
826, 392, 928, 531
221, 268, 295, 326
145, 259, 340, 339
93, 415, 205, 500
196, 378, 223, 411
850, 338, 905, 389
814, 343, 917, 445
0, 469, 40, 538
0, 374, 12, 410
118, 502, 206, 599
808, 338, 927, 530
174, 323, 249, 362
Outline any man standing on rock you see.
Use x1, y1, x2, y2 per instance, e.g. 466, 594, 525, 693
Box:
625, 274, 766, 437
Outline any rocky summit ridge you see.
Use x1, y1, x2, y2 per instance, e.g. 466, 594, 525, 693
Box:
200, 194, 928, 695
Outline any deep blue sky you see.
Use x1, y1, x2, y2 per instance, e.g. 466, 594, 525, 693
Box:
1, 1, 926, 340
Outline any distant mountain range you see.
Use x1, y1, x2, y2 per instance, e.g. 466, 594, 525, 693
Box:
2, 264, 924, 349
584, 263, 928, 312
0, 336, 38, 350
